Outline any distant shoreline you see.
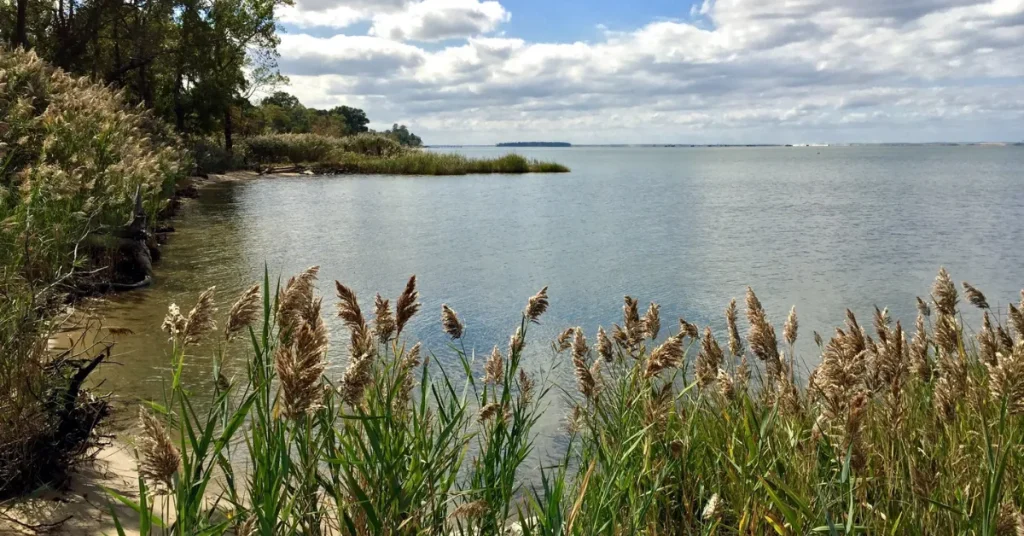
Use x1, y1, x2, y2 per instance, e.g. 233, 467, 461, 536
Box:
425, 142, 1024, 149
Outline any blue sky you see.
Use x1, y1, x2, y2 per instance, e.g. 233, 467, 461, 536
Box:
271, 0, 1024, 144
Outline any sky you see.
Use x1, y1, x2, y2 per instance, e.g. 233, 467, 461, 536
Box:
272, 0, 1024, 145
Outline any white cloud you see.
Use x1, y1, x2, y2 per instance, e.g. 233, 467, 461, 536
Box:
369, 0, 510, 41
275, 0, 1024, 143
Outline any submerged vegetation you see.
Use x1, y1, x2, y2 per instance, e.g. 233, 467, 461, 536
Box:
242, 132, 570, 175
118, 267, 1024, 534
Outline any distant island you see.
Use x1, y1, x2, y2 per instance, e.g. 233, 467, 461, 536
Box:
497, 142, 572, 147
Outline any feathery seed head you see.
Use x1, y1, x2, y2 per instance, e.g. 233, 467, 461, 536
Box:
161, 303, 186, 339
696, 327, 724, 390
917, 296, 931, 317
961, 281, 990, 310
335, 280, 365, 330
726, 298, 744, 357
932, 268, 958, 316
279, 266, 319, 336
138, 408, 180, 488
784, 305, 798, 346
509, 326, 525, 356
644, 333, 685, 378
182, 286, 217, 346
702, 493, 723, 522
484, 345, 504, 384
441, 304, 463, 339
555, 327, 575, 352
373, 293, 396, 342
642, 302, 661, 339
596, 326, 613, 362
225, 284, 261, 341
525, 286, 549, 323
394, 275, 420, 337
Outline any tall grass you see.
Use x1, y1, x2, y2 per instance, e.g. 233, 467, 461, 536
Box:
240, 133, 570, 175
118, 267, 1024, 534
0, 47, 186, 498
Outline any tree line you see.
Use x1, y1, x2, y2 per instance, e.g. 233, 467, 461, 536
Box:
0, 0, 422, 152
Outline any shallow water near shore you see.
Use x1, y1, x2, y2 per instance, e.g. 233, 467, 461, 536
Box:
90, 145, 1024, 453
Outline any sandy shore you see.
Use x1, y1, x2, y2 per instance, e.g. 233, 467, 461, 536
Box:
0, 442, 143, 535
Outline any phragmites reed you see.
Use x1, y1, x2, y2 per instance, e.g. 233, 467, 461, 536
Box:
478, 402, 502, 423
441, 304, 464, 340
716, 369, 735, 400
725, 298, 744, 358
225, 284, 261, 341
642, 302, 661, 339
616, 296, 645, 350
336, 280, 377, 406
340, 351, 374, 407
518, 368, 535, 404
843, 392, 868, 471
644, 332, 685, 378
373, 294, 396, 343
595, 326, 613, 362
917, 296, 931, 317
910, 312, 932, 382
810, 310, 868, 424
525, 286, 549, 323
138, 408, 181, 488
736, 355, 751, 393
279, 266, 319, 336
932, 267, 958, 316
702, 493, 723, 523
745, 287, 782, 380
679, 319, 700, 339
394, 275, 421, 337
814, 331, 824, 347
162, 303, 186, 340
1011, 304, 1024, 340
275, 300, 329, 419
695, 327, 724, 390
979, 312, 999, 366
555, 327, 575, 352
987, 340, 1024, 415
509, 326, 525, 356
181, 286, 217, 346
572, 328, 597, 399
335, 281, 365, 330
784, 305, 798, 346
961, 281, 990, 310
450, 500, 489, 520
484, 346, 503, 384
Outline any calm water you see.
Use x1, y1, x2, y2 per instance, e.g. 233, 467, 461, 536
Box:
90, 145, 1024, 441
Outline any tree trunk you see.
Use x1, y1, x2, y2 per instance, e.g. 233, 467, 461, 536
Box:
223, 105, 233, 155
14, 0, 28, 49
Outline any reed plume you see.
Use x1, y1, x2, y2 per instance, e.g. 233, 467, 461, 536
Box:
162, 303, 186, 339
695, 327, 723, 390
478, 402, 502, 423
642, 302, 660, 339
717, 369, 735, 400
910, 312, 932, 382
979, 312, 999, 366
987, 340, 1024, 415
394, 275, 421, 337
644, 332, 685, 379
745, 287, 782, 380
810, 311, 868, 424
1012, 304, 1024, 340
373, 293, 396, 343
784, 306, 798, 346
572, 328, 597, 400
725, 298, 744, 358
441, 304, 464, 340
225, 284, 261, 341
702, 493, 722, 523
279, 266, 319, 336
917, 296, 931, 317
335, 281, 365, 330
525, 286, 549, 323
679, 319, 700, 339
484, 346, 503, 384
555, 327, 575, 352
813, 330, 823, 347
509, 326, 524, 356
450, 500, 489, 520
138, 408, 180, 488
595, 326, 613, 362
182, 286, 217, 346
340, 351, 374, 407
275, 300, 329, 418
843, 392, 868, 471
932, 268, 958, 316
961, 281, 989, 310
518, 368, 535, 404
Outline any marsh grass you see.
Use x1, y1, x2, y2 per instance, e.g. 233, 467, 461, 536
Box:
116, 267, 1024, 534
241, 133, 569, 175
